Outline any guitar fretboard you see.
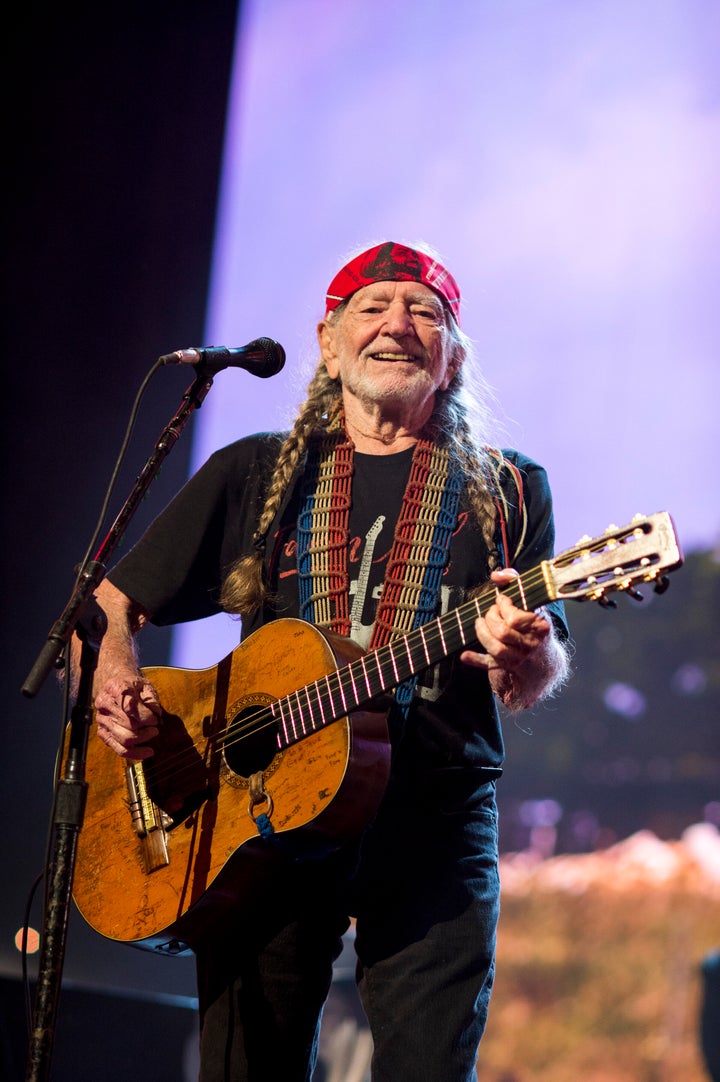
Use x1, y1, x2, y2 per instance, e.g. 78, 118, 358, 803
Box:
270, 565, 552, 750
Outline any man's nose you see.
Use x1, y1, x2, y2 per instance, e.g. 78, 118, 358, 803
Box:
383, 301, 415, 336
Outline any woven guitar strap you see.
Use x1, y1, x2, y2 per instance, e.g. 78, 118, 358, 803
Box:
296, 430, 464, 718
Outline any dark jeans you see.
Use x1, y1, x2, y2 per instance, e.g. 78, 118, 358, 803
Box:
196, 776, 499, 1082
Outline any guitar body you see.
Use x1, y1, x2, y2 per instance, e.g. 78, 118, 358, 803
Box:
72, 619, 390, 952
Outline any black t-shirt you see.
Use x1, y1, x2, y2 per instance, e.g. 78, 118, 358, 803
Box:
108, 432, 567, 780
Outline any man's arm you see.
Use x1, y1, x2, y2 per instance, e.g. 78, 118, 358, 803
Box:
460, 568, 571, 711
74, 579, 162, 759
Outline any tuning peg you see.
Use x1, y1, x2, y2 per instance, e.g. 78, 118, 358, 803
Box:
653, 575, 670, 595
597, 595, 618, 609
626, 587, 644, 601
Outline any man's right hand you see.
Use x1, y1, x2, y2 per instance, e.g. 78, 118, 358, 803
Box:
94, 673, 162, 760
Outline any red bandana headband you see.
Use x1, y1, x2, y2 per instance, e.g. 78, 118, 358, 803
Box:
325, 242, 461, 323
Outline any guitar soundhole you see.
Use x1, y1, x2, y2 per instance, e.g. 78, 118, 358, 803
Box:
222, 706, 278, 779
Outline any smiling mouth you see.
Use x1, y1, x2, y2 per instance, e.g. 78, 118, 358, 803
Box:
370, 352, 418, 362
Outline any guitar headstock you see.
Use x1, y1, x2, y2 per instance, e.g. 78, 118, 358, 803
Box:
548, 512, 683, 605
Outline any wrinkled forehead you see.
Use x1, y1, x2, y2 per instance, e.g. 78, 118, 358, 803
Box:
347, 279, 446, 309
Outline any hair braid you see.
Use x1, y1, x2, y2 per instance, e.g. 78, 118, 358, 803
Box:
219, 364, 344, 616
423, 359, 501, 575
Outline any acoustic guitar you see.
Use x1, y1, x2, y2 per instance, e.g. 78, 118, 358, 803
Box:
72, 512, 682, 953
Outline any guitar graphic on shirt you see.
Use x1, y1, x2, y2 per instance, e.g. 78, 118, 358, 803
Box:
349, 514, 385, 643
71, 513, 682, 954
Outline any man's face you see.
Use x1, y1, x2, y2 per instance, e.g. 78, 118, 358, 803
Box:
318, 280, 458, 416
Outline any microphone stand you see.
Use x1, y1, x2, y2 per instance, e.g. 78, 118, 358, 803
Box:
22, 362, 216, 1082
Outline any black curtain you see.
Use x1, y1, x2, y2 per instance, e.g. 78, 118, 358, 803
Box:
3, 3, 241, 1065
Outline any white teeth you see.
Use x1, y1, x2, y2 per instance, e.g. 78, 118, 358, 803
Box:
372, 352, 414, 360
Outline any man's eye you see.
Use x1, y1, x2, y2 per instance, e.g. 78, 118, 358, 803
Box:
412, 307, 440, 321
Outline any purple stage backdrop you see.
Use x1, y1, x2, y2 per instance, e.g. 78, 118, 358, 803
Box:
174, 0, 719, 668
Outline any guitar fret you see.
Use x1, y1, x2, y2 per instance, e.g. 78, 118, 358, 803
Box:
358, 655, 373, 698
284, 694, 295, 740
418, 624, 431, 666
270, 701, 284, 747
279, 697, 292, 743
321, 680, 336, 723
275, 699, 293, 747
311, 682, 327, 727
324, 672, 344, 718
337, 672, 349, 714
336, 673, 348, 713
290, 692, 304, 741
303, 685, 316, 733
370, 652, 383, 694
374, 650, 387, 689
388, 644, 400, 685
454, 607, 468, 644
525, 579, 549, 610
389, 639, 413, 686
347, 663, 360, 707
401, 636, 414, 669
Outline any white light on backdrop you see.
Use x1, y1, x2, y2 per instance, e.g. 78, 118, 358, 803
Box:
174, 0, 720, 668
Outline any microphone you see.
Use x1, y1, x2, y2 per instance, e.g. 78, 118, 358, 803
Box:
159, 337, 285, 378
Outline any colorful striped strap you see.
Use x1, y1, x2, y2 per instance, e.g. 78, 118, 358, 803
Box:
297, 435, 463, 714
369, 441, 462, 648
297, 431, 354, 635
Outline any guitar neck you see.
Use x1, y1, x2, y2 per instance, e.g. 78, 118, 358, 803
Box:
271, 563, 552, 750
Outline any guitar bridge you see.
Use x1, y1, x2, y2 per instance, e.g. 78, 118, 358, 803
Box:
125, 762, 170, 874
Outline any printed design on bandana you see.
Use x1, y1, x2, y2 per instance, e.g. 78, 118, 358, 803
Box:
361, 242, 424, 285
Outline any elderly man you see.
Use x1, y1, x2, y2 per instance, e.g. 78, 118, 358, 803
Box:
87, 241, 569, 1081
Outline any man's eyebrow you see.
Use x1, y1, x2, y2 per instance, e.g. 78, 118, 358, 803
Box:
407, 292, 442, 307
